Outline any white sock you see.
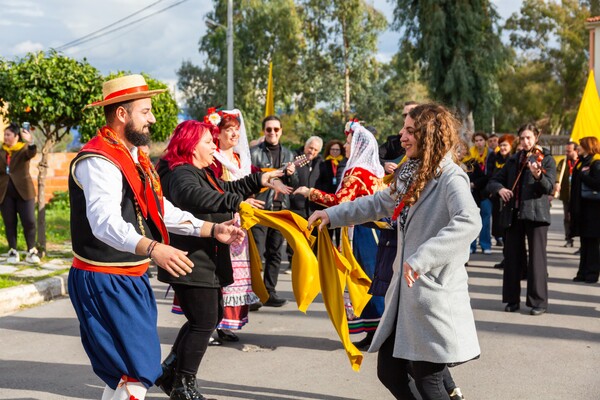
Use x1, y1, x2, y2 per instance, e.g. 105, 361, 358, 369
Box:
113, 378, 147, 400
101, 385, 115, 400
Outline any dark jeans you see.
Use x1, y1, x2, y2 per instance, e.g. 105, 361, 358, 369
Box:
171, 285, 222, 375
251, 224, 284, 294
377, 333, 450, 400
575, 237, 600, 281
503, 215, 548, 308
0, 180, 36, 250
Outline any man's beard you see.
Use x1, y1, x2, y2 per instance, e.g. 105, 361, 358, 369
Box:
125, 120, 151, 147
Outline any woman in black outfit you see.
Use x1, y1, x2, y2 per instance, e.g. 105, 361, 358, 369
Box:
569, 136, 600, 284
155, 120, 290, 400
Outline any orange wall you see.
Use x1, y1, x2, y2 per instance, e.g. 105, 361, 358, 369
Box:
29, 152, 77, 203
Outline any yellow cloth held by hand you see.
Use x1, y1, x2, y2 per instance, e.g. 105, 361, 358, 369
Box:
239, 202, 319, 312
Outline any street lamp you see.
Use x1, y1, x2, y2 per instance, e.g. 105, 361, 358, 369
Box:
205, 0, 233, 109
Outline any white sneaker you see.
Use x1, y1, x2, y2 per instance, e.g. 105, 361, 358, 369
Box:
7, 248, 19, 263
25, 248, 40, 264
483, 249, 492, 255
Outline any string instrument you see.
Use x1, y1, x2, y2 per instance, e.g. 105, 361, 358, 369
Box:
511, 145, 546, 192
259, 154, 310, 192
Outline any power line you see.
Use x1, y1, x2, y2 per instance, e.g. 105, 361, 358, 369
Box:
56, 0, 189, 51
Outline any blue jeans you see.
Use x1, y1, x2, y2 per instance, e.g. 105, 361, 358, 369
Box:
471, 198, 492, 252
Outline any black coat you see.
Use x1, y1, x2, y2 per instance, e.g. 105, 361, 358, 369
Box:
487, 148, 556, 224
465, 158, 489, 205
569, 155, 600, 238
289, 155, 323, 217
156, 159, 263, 288
250, 142, 299, 210
379, 135, 405, 163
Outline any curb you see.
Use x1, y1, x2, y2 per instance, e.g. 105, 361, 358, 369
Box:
0, 273, 69, 316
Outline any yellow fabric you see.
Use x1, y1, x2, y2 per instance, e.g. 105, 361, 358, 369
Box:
383, 155, 408, 184
325, 154, 344, 166
316, 227, 364, 371
339, 227, 372, 317
571, 70, 600, 143
264, 61, 275, 119
238, 202, 319, 312
2, 141, 25, 156
468, 146, 488, 165
246, 229, 270, 303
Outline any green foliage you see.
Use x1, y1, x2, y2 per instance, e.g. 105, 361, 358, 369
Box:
46, 191, 70, 211
0, 50, 102, 143
501, 0, 590, 135
79, 71, 179, 143
391, 0, 507, 127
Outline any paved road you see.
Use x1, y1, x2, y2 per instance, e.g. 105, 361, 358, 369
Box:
0, 203, 599, 399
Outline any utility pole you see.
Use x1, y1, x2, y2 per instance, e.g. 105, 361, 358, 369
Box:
227, 0, 233, 109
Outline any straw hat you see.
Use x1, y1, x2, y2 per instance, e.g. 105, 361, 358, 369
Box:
85, 74, 166, 108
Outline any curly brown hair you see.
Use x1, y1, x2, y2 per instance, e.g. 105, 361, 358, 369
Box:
403, 103, 461, 206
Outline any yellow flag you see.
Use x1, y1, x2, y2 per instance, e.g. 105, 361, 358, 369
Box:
264, 61, 275, 117
571, 70, 600, 143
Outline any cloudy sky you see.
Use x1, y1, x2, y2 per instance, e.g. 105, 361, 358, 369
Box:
1, 0, 522, 91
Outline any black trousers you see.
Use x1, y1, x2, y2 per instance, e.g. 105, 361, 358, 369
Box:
0, 180, 36, 250
503, 215, 548, 308
575, 237, 600, 281
562, 200, 572, 240
377, 333, 450, 400
171, 285, 222, 375
251, 224, 284, 294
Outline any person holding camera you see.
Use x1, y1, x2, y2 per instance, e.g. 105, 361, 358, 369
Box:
0, 122, 40, 264
487, 124, 556, 316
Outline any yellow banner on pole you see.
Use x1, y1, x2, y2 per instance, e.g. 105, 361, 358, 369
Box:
570, 70, 600, 143
264, 61, 275, 118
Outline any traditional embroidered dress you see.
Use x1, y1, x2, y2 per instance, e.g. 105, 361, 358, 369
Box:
309, 124, 386, 334
212, 153, 260, 330
68, 126, 169, 389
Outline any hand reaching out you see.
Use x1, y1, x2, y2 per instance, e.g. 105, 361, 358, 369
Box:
307, 210, 330, 231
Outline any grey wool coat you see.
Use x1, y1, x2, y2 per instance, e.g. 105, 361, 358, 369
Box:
326, 157, 481, 364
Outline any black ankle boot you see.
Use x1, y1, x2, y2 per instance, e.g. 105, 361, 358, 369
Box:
170, 372, 206, 400
155, 351, 177, 395
353, 331, 375, 351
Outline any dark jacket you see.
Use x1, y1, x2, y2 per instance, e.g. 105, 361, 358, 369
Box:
556, 157, 578, 202
487, 148, 556, 224
569, 155, 600, 238
289, 155, 323, 217
465, 158, 489, 205
0, 144, 37, 202
379, 135, 405, 164
250, 142, 299, 210
156, 159, 263, 288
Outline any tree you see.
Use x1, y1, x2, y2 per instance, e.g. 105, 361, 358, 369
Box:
503, 0, 590, 135
0, 50, 102, 254
391, 0, 507, 132
178, 0, 306, 137
79, 71, 179, 143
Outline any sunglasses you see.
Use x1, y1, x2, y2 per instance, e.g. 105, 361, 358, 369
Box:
265, 127, 280, 133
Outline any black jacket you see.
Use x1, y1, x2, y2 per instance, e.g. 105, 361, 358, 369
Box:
250, 142, 299, 210
569, 155, 600, 238
487, 148, 556, 224
379, 135, 405, 164
156, 159, 263, 287
289, 155, 323, 217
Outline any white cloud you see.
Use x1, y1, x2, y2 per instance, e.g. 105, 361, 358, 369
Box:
12, 40, 44, 54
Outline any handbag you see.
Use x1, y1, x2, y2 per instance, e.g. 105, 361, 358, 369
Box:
581, 182, 600, 201
498, 199, 514, 230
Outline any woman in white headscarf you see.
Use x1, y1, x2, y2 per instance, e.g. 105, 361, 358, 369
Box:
294, 121, 385, 348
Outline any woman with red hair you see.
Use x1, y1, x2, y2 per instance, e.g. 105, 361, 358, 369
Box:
154, 120, 290, 400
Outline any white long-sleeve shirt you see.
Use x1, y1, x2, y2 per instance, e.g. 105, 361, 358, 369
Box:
73, 147, 204, 254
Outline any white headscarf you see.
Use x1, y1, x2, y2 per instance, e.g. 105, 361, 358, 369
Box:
212, 108, 252, 180
337, 121, 385, 191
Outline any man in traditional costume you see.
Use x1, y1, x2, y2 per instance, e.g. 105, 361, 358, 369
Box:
68, 74, 243, 400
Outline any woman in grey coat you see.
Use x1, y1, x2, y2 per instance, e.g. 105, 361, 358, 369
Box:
308, 104, 481, 399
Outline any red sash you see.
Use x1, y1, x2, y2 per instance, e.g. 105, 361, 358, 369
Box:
80, 126, 169, 245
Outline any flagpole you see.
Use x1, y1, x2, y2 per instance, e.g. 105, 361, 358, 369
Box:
227, 0, 234, 109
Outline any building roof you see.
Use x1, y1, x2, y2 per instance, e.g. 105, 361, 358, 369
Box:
587, 16, 600, 23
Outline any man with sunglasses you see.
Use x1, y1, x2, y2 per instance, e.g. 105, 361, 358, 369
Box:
379, 101, 418, 173
250, 115, 299, 306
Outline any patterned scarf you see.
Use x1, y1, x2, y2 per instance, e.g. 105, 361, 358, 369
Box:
391, 159, 421, 231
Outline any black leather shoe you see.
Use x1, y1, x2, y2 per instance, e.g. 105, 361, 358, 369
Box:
249, 301, 262, 311
505, 303, 520, 312
264, 294, 288, 307
208, 336, 222, 346
155, 350, 176, 395
573, 276, 585, 282
170, 372, 214, 400
530, 307, 546, 316
584, 278, 598, 284
352, 331, 374, 351
493, 260, 505, 269
217, 328, 239, 342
